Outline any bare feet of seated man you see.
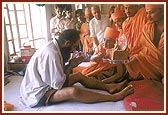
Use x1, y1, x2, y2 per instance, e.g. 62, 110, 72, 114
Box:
68, 72, 134, 98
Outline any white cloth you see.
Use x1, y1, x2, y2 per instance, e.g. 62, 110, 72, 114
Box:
20, 39, 66, 107
89, 15, 110, 49
64, 17, 77, 29
50, 16, 67, 38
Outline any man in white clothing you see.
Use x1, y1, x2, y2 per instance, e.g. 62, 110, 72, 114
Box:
64, 5, 77, 30
20, 29, 134, 108
50, 4, 67, 39
89, 5, 110, 51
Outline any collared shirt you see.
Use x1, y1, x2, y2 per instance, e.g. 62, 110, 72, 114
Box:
50, 15, 67, 38
64, 16, 77, 29
20, 39, 66, 107
89, 15, 110, 49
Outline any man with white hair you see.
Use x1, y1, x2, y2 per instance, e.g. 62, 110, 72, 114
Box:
89, 5, 110, 51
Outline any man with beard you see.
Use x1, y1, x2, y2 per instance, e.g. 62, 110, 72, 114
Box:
20, 29, 134, 108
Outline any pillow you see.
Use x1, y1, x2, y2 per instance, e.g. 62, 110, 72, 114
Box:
123, 80, 164, 111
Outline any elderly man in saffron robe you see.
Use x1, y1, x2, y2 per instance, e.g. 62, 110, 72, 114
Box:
81, 27, 120, 78
73, 8, 128, 83
121, 4, 148, 53
117, 4, 147, 80
125, 4, 164, 83
80, 7, 94, 54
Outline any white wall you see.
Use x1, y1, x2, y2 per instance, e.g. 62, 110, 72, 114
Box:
44, 4, 53, 42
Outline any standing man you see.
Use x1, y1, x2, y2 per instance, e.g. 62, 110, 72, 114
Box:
89, 5, 110, 51
50, 4, 66, 39
80, 7, 94, 53
64, 5, 77, 30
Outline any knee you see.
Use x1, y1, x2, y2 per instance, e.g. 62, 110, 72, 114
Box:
69, 87, 81, 98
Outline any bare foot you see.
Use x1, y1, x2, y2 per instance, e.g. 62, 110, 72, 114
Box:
111, 85, 134, 101
107, 80, 128, 94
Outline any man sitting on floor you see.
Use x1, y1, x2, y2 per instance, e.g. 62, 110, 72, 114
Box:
20, 29, 134, 108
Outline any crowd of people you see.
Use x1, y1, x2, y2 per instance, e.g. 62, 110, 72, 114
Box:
20, 4, 164, 108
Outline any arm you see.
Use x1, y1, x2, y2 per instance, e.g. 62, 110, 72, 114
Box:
90, 52, 104, 62
92, 37, 99, 48
63, 56, 85, 87
64, 56, 85, 77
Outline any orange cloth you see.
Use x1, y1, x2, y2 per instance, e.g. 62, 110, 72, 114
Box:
4, 101, 14, 111
111, 8, 125, 21
80, 22, 93, 53
145, 4, 163, 9
120, 7, 147, 79
73, 66, 87, 74
125, 21, 164, 81
104, 27, 120, 40
122, 7, 147, 54
81, 42, 117, 77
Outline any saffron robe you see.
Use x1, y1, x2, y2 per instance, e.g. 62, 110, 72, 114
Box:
81, 42, 117, 77
125, 21, 164, 81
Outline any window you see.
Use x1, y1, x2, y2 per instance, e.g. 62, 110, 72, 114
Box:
4, 3, 47, 56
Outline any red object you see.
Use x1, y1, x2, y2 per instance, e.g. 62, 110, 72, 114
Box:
123, 80, 164, 111
21, 56, 32, 63
20, 47, 35, 63
23, 45, 31, 49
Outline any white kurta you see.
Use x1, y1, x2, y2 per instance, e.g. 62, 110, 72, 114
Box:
20, 39, 66, 107
89, 15, 110, 49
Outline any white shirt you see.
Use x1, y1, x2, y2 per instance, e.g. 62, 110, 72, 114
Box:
89, 15, 110, 48
50, 15, 67, 38
20, 39, 66, 107
64, 17, 77, 29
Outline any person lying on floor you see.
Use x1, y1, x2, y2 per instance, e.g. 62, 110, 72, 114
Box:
20, 29, 134, 107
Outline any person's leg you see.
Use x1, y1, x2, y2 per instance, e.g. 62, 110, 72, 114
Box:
102, 64, 126, 84
68, 72, 128, 94
49, 85, 134, 104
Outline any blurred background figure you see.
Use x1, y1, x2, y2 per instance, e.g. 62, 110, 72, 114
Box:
50, 4, 66, 39
64, 5, 77, 29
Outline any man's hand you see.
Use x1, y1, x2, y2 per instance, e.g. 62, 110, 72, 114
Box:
90, 52, 104, 62
69, 56, 85, 68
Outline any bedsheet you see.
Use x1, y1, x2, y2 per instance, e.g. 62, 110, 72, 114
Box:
3, 62, 126, 112
4, 75, 125, 112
